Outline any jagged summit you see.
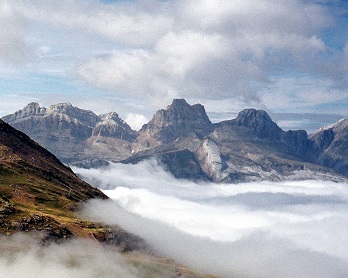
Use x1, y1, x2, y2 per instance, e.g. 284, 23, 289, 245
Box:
2, 103, 137, 163
235, 108, 283, 139
93, 112, 137, 141
140, 98, 212, 142
7, 102, 45, 120
236, 109, 273, 125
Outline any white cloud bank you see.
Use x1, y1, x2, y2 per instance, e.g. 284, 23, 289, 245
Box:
74, 160, 348, 278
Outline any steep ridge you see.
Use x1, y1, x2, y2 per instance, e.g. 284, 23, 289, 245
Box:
0, 118, 110, 239
2, 102, 137, 163
309, 117, 348, 173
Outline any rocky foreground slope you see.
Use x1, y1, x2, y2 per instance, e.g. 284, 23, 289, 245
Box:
0, 119, 216, 278
3, 99, 348, 182
0, 118, 134, 243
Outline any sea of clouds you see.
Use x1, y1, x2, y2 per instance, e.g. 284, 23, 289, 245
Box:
73, 160, 348, 278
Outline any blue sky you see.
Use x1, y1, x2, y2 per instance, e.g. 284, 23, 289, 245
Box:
0, 0, 348, 129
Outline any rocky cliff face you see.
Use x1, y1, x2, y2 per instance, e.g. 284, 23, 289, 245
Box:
234, 109, 283, 140
3, 100, 347, 183
126, 105, 340, 183
2, 103, 136, 163
139, 99, 212, 145
196, 138, 224, 181
309, 118, 348, 173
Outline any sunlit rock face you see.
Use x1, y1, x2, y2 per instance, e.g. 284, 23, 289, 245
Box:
140, 99, 212, 143
2, 103, 137, 163
92, 112, 137, 141
196, 138, 223, 181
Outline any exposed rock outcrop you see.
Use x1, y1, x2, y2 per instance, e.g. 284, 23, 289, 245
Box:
196, 138, 224, 181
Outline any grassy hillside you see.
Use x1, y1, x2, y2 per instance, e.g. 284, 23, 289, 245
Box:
0, 120, 216, 277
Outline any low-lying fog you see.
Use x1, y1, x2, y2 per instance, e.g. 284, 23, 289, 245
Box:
0, 234, 142, 278
73, 160, 348, 278
1, 160, 347, 278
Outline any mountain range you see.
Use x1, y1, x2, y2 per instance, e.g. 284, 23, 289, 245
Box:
3, 99, 348, 182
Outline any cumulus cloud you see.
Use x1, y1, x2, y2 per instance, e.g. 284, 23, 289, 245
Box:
14, 0, 173, 46
74, 161, 348, 278
2, 0, 348, 115
75, 0, 330, 102
125, 113, 148, 130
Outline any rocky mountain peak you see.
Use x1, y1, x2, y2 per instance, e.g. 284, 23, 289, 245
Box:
235, 108, 283, 139
236, 109, 273, 126
92, 112, 137, 141
100, 112, 121, 121
46, 103, 99, 128
48, 102, 73, 111
2, 103, 137, 162
169, 98, 190, 108
5, 102, 46, 121
24, 102, 41, 111
140, 99, 212, 142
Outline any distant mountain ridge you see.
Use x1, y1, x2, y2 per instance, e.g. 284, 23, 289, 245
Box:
2, 102, 136, 163
3, 99, 348, 183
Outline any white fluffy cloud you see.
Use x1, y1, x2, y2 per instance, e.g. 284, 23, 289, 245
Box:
2, 0, 347, 115
125, 113, 148, 130
74, 160, 348, 278
74, 0, 336, 110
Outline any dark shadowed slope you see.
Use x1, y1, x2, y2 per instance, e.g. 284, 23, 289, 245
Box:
310, 118, 348, 173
